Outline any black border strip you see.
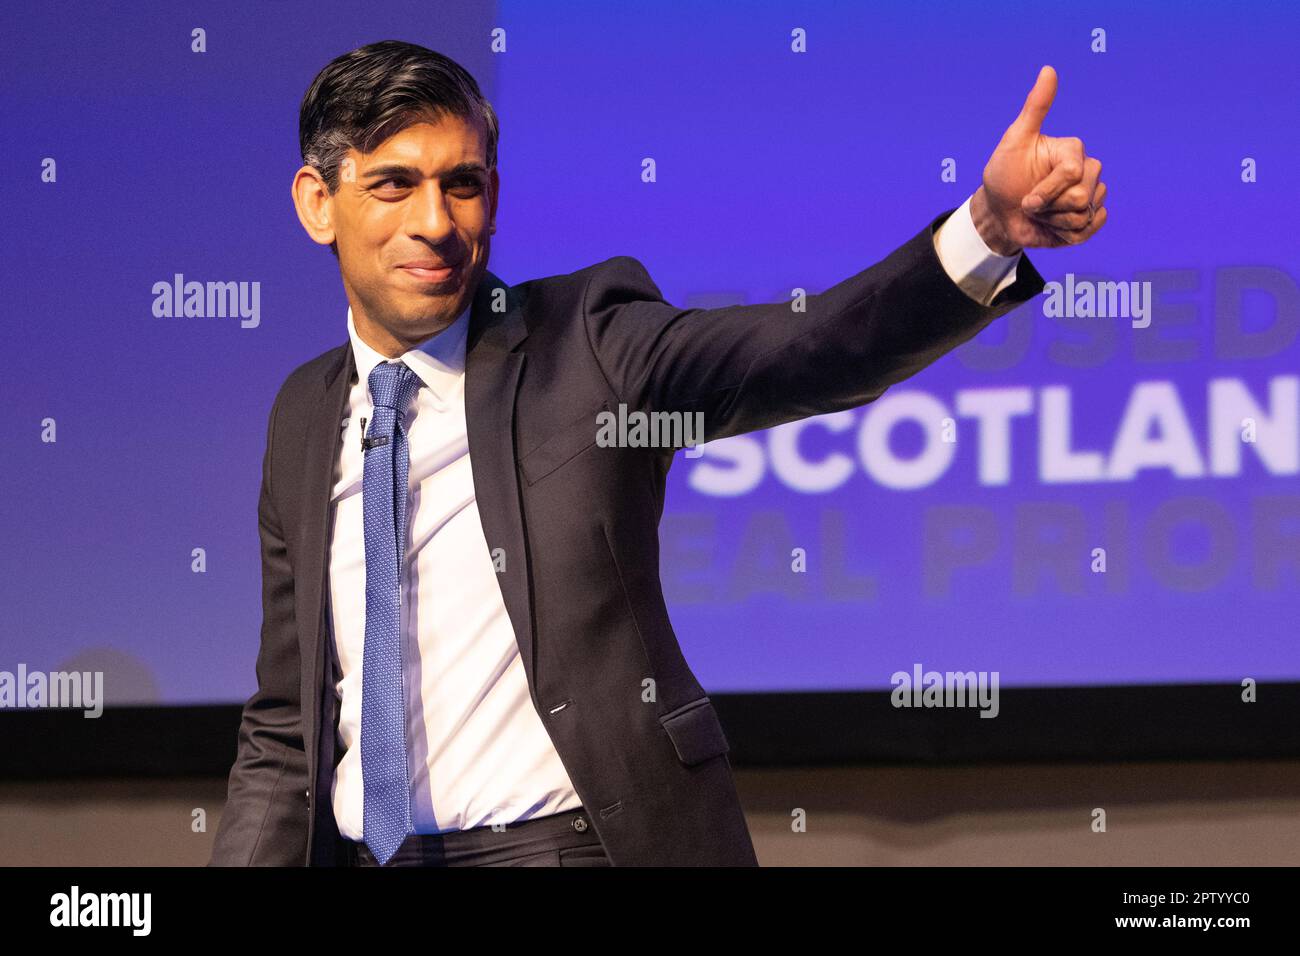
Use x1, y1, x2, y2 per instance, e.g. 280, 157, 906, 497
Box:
2, 683, 1297, 780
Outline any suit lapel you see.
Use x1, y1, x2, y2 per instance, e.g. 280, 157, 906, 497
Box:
300, 341, 353, 806
463, 272, 536, 686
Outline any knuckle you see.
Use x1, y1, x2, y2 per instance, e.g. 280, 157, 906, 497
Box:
1064, 185, 1090, 207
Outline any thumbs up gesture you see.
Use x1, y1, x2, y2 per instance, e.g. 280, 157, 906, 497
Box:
972, 66, 1108, 253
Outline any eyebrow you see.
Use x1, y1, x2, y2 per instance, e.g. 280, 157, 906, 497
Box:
361, 162, 488, 181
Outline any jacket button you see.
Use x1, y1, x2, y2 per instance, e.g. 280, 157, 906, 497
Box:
305, 788, 311, 803
572, 815, 588, 833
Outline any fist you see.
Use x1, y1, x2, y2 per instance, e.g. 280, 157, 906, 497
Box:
975, 65, 1108, 252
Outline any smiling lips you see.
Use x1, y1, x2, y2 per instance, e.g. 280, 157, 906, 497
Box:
397, 260, 459, 283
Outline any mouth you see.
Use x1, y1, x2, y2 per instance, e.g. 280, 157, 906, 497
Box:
396, 261, 460, 285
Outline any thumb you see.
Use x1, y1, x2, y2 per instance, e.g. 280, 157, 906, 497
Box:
1005, 65, 1057, 142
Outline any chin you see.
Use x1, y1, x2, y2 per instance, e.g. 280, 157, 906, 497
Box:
397, 300, 460, 329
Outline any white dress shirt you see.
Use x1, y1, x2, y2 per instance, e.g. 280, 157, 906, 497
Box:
328, 303, 582, 839
325, 194, 1018, 839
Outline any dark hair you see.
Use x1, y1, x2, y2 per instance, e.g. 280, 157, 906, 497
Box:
299, 39, 498, 195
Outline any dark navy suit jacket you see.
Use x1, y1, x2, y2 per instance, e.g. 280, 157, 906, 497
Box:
209, 207, 1045, 866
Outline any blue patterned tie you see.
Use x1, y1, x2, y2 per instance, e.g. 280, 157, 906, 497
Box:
360, 360, 423, 865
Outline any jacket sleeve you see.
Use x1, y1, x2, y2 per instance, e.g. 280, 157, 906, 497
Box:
580, 206, 1046, 444
209, 389, 310, 866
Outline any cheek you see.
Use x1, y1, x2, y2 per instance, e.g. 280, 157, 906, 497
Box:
336, 241, 389, 296
344, 204, 399, 249
342, 218, 396, 272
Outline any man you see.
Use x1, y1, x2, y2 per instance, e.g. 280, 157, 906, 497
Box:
210, 40, 1106, 867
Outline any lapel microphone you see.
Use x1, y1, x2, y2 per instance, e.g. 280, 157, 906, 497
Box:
359, 416, 389, 452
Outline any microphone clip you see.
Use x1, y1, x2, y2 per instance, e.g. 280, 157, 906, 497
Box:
359, 416, 389, 452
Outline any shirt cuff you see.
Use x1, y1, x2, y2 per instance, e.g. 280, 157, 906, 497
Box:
932, 194, 1022, 306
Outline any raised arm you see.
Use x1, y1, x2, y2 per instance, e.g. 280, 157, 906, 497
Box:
580, 206, 1047, 445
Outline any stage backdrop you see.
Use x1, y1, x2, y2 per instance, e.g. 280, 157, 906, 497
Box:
2, 0, 1297, 704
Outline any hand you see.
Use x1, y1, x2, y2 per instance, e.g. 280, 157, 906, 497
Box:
973, 65, 1108, 253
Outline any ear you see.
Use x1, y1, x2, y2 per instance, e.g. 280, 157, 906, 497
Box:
488, 166, 500, 233
291, 164, 337, 248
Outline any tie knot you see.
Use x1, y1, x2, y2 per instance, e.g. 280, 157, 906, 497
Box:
368, 361, 422, 413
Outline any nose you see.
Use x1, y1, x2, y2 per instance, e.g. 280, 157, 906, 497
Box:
404, 179, 456, 246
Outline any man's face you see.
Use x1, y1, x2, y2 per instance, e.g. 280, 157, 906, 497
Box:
328, 111, 498, 353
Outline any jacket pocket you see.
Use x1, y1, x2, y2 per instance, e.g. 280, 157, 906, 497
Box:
518, 399, 609, 486
659, 696, 731, 766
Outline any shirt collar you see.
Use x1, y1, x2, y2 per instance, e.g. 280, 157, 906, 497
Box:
346, 303, 471, 407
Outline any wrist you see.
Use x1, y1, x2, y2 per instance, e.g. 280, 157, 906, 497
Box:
971, 186, 1021, 256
